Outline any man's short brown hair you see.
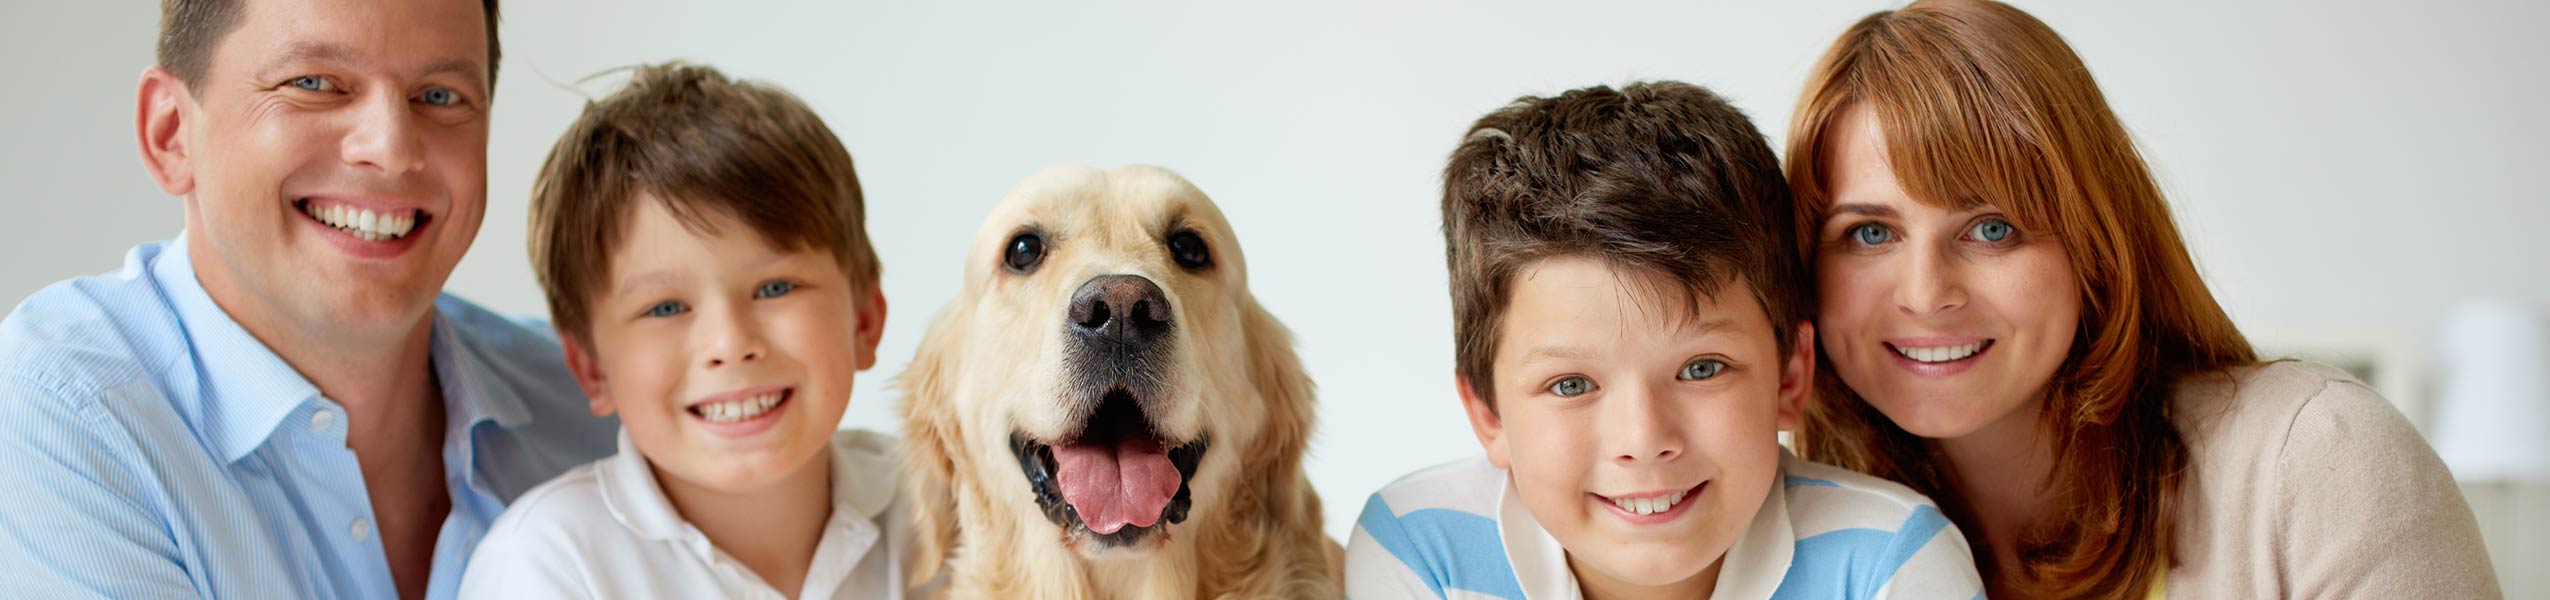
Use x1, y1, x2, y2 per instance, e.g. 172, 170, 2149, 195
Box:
1441, 81, 1802, 407
158, 0, 504, 91
529, 62, 879, 342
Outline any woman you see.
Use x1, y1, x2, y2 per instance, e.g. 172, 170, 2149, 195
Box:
1783, 1, 2500, 597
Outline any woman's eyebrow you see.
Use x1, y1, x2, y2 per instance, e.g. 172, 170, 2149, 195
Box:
1828, 202, 1899, 218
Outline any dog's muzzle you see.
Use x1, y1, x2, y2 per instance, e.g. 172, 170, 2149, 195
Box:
1011, 392, 1208, 548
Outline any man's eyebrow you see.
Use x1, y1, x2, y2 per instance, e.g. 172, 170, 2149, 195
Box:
417, 58, 487, 85
268, 41, 364, 69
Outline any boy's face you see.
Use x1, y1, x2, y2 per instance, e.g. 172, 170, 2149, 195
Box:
563, 196, 886, 494
1459, 257, 1812, 594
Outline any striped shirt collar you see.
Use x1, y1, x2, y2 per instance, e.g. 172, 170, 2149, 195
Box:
1495, 453, 1801, 600
154, 231, 533, 464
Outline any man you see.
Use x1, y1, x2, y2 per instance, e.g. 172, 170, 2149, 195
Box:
0, 1, 616, 598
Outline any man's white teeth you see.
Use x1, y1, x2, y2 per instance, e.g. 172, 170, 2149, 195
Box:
1894, 341, 1986, 363
696, 392, 784, 423
302, 202, 418, 241
1609, 490, 1689, 516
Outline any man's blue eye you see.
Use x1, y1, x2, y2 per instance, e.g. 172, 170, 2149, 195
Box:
1970, 218, 2016, 243
289, 76, 328, 91
644, 301, 688, 318
419, 87, 458, 106
1678, 359, 1726, 381
1548, 376, 1594, 398
755, 280, 796, 299
1850, 223, 1893, 246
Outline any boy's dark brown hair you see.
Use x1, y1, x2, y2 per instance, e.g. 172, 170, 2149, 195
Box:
530, 62, 878, 342
159, 0, 504, 91
1441, 81, 1801, 407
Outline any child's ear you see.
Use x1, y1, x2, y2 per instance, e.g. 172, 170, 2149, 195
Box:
1776, 321, 1817, 431
1458, 376, 1512, 469
561, 329, 617, 417
851, 284, 888, 371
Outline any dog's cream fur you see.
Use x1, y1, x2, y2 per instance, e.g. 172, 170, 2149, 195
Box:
898, 164, 1340, 599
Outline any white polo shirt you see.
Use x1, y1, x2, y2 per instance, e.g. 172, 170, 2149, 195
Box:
458, 429, 930, 599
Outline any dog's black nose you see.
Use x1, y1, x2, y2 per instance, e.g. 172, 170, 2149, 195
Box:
1069, 275, 1172, 345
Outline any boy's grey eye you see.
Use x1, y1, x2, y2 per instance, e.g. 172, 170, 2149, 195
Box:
644, 300, 688, 318
1548, 376, 1594, 398
1679, 359, 1726, 381
754, 280, 796, 299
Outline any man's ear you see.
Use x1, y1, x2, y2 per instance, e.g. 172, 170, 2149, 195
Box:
561, 329, 617, 417
1458, 376, 1511, 469
852, 284, 888, 371
136, 67, 195, 196
1776, 321, 1817, 431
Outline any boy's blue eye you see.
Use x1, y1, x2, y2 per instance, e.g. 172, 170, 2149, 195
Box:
1969, 218, 2016, 243
754, 280, 796, 299
1678, 359, 1726, 381
1849, 223, 1893, 246
1548, 376, 1594, 398
643, 300, 688, 318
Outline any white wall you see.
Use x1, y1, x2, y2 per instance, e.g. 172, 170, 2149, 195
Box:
5, 0, 2545, 592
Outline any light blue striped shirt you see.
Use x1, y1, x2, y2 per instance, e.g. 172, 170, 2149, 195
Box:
0, 237, 619, 599
1346, 450, 1984, 599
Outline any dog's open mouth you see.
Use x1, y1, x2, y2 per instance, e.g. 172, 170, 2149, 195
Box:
1012, 389, 1208, 547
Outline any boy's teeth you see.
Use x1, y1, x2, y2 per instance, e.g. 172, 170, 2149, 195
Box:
301, 202, 420, 241
1894, 341, 1985, 363
1609, 490, 1690, 516
696, 392, 784, 423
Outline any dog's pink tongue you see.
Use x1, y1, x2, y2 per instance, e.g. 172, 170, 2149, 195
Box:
1053, 439, 1181, 534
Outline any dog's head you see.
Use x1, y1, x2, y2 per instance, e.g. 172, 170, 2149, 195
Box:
901, 164, 1315, 575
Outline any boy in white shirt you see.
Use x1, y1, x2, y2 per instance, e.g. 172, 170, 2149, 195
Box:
1345, 82, 1983, 599
458, 62, 923, 599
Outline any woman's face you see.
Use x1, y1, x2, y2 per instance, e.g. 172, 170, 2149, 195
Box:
1813, 106, 2082, 439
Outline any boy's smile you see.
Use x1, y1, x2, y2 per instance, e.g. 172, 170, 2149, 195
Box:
1460, 257, 1814, 596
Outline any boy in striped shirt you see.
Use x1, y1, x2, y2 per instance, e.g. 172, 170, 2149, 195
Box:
1346, 82, 1982, 599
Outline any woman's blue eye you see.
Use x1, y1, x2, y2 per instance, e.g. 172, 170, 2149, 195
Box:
1548, 376, 1594, 398
754, 280, 796, 299
644, 301, 688, 318
288, 76, 329, 92
418, 87, 458, 106
1969, 218, 2016, 243
1679, 359, 1726, 381
1849, 223, 1893, 246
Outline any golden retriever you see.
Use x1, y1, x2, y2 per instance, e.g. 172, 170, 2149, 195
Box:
897, 164, 1341, 599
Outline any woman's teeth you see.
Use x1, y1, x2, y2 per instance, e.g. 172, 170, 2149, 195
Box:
1894, 341, 1986, 363
302, 202, 419, 242
695, 392, 784, 423
1608, 490, 1689, 516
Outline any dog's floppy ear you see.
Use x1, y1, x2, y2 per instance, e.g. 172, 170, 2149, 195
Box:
896, 308, 967, 589
1198, 296, 1345, 596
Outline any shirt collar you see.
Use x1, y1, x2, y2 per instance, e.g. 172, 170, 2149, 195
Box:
1494, 452, 1800, 600
597, 430, 896, 542
155, 232, 323, 463
428, 303, 534, 431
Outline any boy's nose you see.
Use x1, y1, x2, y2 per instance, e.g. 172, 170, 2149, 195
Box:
1608, 385, 1685, 464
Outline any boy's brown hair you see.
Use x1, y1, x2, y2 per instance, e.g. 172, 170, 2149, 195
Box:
1441, 81, 1801, 408
530, 62, 878, 342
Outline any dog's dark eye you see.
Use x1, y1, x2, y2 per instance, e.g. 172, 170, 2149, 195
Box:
1166, 230, 1211, 270
1004, 232, 1046, 274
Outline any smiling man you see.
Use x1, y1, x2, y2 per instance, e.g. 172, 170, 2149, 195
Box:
0, 1, 615, 598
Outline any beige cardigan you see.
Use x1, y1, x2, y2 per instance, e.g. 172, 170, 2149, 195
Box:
2168, 361, 2501, 597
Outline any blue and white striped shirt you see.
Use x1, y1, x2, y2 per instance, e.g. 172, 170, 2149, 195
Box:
0, 237, 619, 599
1346, 450, 1983, 599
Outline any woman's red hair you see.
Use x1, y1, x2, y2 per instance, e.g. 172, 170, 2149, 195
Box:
1785, 1, 2257, 597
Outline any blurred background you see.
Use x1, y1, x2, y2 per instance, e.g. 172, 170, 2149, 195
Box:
4, 0, 2543, 593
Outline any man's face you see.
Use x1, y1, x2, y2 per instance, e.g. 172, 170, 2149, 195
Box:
178, 0, 490, 336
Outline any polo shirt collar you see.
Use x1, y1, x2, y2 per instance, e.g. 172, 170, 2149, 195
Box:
596, 430, 895, 542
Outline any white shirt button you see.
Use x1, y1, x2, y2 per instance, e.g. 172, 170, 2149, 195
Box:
350, 518, 371, 542
311, 410, 336, 432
